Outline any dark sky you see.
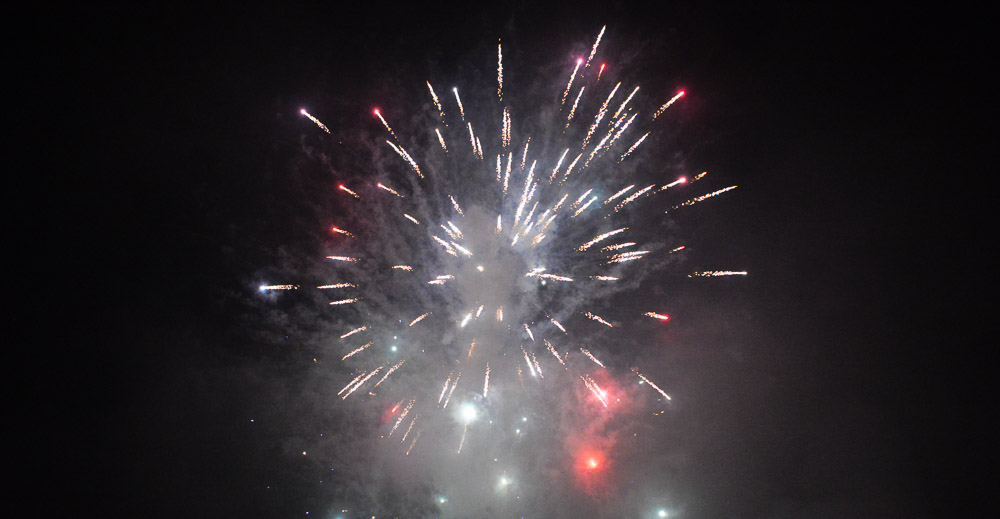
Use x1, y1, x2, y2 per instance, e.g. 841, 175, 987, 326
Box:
35, 2, 983, 518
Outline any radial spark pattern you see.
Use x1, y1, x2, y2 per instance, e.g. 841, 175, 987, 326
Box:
275, 26, 744, 507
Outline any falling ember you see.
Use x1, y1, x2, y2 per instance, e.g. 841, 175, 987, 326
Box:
392, 265, 414, 271
442, 372, 461, 409
545, 339, 566, 366
385, 141, 423, 178
438, 373, 454, 404
502, 108, 511, 148
330, 226, 355, 238
483, 363, 491, 397
633, 368, 672, 401
326, 256, 359, 262
390, 400, 415, 436
300, 108, 330, 133
584, 25, 606, 69
689, 270, 748, 277
377, 182, 405, 198
338, 185, 360, 198
612, 85, 640, 120
578, 228, 627, 251
497, 39, 503, 100
607, 250, 650, 264
409, 312, 431, 326
601, 242, 636, 252
403, 213, 421, 225
566, 86, 585, 127
549, 148, 570, 182
449, 195, 464, 216
562, 58, 583, 105
341, 367, 382, 400
259, 284, 298, 291
583, 81, 620, 149
604, 184, 635, 205
457, 424, 469, 454
317, 283, 355, 289
612, 184, 654, 213
584, 312, 614, 328
337, 372, 367, 396
619, 132, 649, 162
571, 196, 598, 218
522, 347, 537, 378
374, 360, 405, 387
659, 176, 687, 191
339, 325, 366, 339
400, 415, 418, 443
373, 108, 398, 141
467, 122, 477, 155
581, 374, 609, 407
652, 90, 685, 120
550, 318, 566, 334
643, 312, 670, 321
597, 63, 606, 81
341, 341, 371, 361
668, 185, 738, 212
329, 298, 359, 306
452, 87, 465, 121
426, 81, 445, 119
580, 348, 606, 368
435, 128, 448, 152
405, 429, 421, 456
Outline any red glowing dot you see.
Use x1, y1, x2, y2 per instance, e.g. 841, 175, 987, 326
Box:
678, 90, 685, 96
679, 177, 687, 183
373, 108, 380, 115
577, 58, 583, 64
587, 458, 599, 469
299, 108, 306, 114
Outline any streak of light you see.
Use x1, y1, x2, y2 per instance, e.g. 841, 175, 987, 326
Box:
340, 326, 366, 339
338, 185, 360, 198
667, 185, 738, 212
300, 108, 330, 133
409, 313, 431, 326
584, 311, 613, 327
633, 368, 672, 400
578, 228, 627, 251
377, 182, 404, 197
688, 270, 748, 277
341, 341, 371, 361
652, 90, 685, 120
580, 348, 605, 368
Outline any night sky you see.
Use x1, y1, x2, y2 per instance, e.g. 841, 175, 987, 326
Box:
37, 2, 983, 518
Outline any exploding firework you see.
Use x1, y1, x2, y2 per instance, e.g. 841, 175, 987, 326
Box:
275, 24, 744, 513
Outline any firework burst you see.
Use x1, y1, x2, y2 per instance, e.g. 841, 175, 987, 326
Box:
277, 25, 744, 510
